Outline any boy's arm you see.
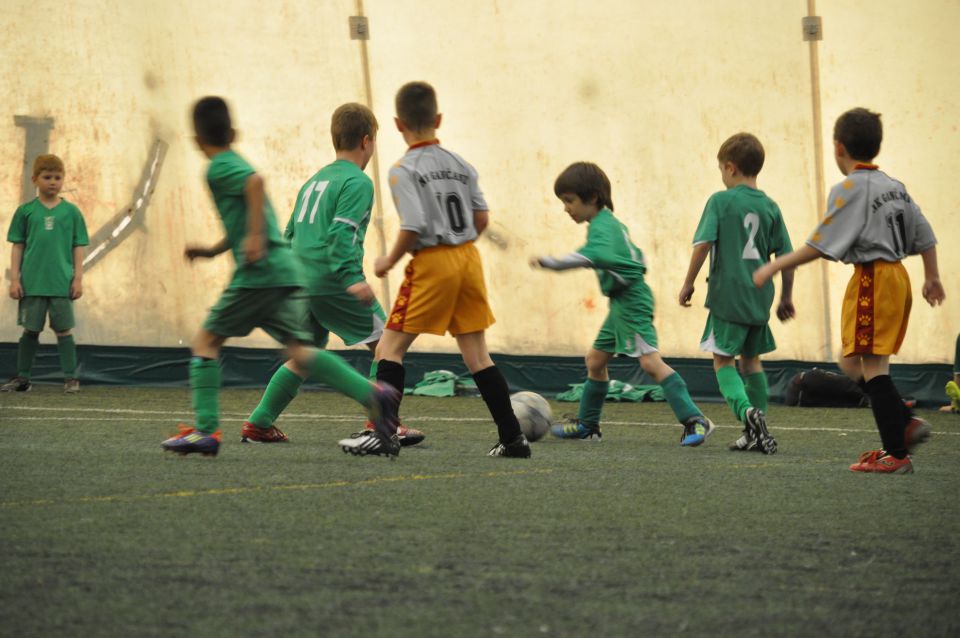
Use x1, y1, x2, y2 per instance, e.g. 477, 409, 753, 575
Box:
8, 243, 24, 299
70, 245, 84, 300
327, 179, 376, 304
375, 231, 420, 278
776, 267, 796, 321
678, 242, 712, 307
753, 244, 822, 288
185, 236, 230, 261
920, 246, 945, 306
242, 173, 267, 264
530, 253, 593, 271
474, 210, 489, 236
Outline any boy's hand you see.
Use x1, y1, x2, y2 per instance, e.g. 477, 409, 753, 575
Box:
346, 282, 375, 306
70, 279, 83, 300
776, 298, 796, 322
678, 283, 695, 307
9, 281, 23, 300
374, 256, 394, 278
752, 263, 776, 288
243, 233, 266, 264
922, 278, 946, 306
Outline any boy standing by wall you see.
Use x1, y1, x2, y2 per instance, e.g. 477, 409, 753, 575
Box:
755, 108, 943, 473
162, 96, 396, 457
679, 133, 795, 454
4, 154, 88, 393
532, 162, 715, 447
339, 81, 529, 458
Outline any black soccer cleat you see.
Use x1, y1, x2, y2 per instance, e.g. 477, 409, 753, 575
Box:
338, 430, 401, 458
745, 408, 777, 455
488, 434, 532, 458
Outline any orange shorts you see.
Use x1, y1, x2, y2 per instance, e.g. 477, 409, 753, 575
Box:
841, 261, 912, 357
387, 242, 495, 336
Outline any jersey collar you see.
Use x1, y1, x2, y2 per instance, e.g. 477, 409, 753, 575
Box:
408, 139, 440, 150
853, 163, 879, 171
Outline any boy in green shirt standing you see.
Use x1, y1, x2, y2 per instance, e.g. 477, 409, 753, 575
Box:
679, 133, 795, 454
4, 154, 88, 393
161, 96, 397, 456
532, 162, 715, 447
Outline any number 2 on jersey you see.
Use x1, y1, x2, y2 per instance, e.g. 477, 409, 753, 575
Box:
742, 212, 760, 260
295, 180, 330, 224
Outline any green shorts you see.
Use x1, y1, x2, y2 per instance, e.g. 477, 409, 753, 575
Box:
18, 296, 74, 332
203, 287, 313, 344
308, 291, 386, 348
592, 284, 659, 357
699, 313, 775, 358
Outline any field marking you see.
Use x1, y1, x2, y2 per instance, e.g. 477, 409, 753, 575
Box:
4, 405, 958, 436
0, 468, 554, 509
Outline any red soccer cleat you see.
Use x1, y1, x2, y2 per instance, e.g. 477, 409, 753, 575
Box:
904, 417, 931, 453
240, 421, 289, 443
849, 449, 913, 474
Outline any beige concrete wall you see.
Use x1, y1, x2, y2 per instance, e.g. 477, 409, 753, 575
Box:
0, 0, 955, 364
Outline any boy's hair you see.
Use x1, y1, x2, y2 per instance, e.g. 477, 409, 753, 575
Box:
395, 81, 438, 132
717, 133, 764, 177
331, 103, 378, 151
553, 162, 614, 211
834, 107, 882, 161
192, 96, 232, 147
33, 154, 64, 177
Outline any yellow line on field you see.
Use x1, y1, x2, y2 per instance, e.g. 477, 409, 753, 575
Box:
0, 468, 554, 509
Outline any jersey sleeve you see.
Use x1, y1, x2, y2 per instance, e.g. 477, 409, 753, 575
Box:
692, 193, 721, 245
388, 165, 425, 235
6, 206, 26, 243
467, 163, 488, 211
769, 206, 793, 257
576, 221, 614, 267
326, 176, 374, 290
72, 206, 89, 247
807, 180, 867, 260
207, 158, 252, 196
908, 199, 937, 254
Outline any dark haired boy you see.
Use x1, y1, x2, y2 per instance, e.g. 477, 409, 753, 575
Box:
755, 108, 944, 473
339, 81, 530, 458
162, 96, 396, 456
4, 154, 88, 393
679, 133, 795, 454
532, 162, 715, 447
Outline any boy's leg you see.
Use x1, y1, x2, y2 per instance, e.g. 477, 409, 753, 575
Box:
243, 360, 306, 441
553, 348, 610, 440
16, 330, 40, 379
373, 328, 419, 419
162, 329, 226, 456
714, 355, 751, 422
4, 297, 46, 390
944, 334, 960, 412
860, 355, 911, 459
741, 357, 768, 413
49, 298, 78, 390
640, 352, 716, 447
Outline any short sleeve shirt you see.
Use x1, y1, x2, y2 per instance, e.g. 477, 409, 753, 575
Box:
693, 185, 792, 325
808, 166, 937, 264
6, 198, 89, 297
388, 140, 486, 251
205, 150, 303, 289
576, 209, 647, 298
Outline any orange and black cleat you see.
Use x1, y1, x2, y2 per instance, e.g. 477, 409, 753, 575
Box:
240, 422, 289, 443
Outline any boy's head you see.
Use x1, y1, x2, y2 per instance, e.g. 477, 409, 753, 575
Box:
31, 154, 65, 198
834, 107, 882, 162
554, 162, 614, 222
717, 133, 764, 186
331, 103, 378, 168
395, 81, 440, 133
192, 96, 234, 149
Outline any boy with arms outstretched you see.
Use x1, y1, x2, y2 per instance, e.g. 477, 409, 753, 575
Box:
338, 81, 529, 458
162, 96, 395, 456
755, 108, 944, 473
531, 162, 715, 447
241, 103, 424, 447
679, 133, 795, 454
4, 154, 88, 393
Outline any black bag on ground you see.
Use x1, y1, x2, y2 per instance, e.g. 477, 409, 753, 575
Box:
783, 368, 869, 408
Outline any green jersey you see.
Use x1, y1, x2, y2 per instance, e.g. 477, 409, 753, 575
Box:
205, 150, 302, 290
284, 159, 374, 296
6, 198, 89, 297
577, 209, 647, 298
693, 185, 792, 325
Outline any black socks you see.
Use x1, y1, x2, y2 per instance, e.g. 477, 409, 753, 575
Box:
473, 366, 522, 444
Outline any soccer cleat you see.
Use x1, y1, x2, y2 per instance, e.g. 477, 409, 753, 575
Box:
849, 449, 913, 474
745, 408, 777, 455
162, 424, 221, 456
0, 376, 31, 392
63, 378, 80, 394
364, 420, 425, 447
338, 430, 400, 458
240, 421, 289, 443
680, 415, 716, 447
488, 434, 532, 458
550, 419, 602, 441
903, 416, 931, 453
946, 380, 960, 412
729, 428, 760, 452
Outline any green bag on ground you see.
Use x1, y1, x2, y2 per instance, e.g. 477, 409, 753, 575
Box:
405, 370, 479, 397
555, 379, 664, 402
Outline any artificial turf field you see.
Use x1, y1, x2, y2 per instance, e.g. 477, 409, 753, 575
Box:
2, 386, 958, 638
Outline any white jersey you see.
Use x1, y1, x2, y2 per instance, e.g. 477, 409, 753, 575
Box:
388, 141, 488, 250
808, 166, 936, 264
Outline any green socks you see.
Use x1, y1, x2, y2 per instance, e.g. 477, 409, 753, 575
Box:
744, 371, 768, 413
577, 378, 609, 428
57, 335, 78, 378
248, 365, 305, 428
716, 365, 752, 422
190, 357, 221, 434
310, 350, 372, 405
17, 332, 39, 378
368, 359, 378, 381
660, 372, 701, 423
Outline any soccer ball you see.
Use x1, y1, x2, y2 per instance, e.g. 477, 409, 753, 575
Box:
510, 391, 553, 442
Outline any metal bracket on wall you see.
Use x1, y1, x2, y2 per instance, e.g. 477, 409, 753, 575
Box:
349, 16, 369, 40
802, 16, 823, 41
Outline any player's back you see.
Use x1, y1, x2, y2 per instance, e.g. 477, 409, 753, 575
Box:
389, 142, 486, 250
697, 185, 791, 325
